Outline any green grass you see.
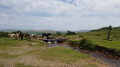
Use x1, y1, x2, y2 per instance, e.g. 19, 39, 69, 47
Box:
37, 47, 90, 63
80, 31, 120, 50
0, 38, 42, 58
0, 38, 40, 51
0, 38, 101, 66
61, 30, 120, 51
0, 53, 19, 58
0, 38, 32, 48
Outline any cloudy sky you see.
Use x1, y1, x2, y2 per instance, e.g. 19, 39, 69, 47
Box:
0, 0, 120, 31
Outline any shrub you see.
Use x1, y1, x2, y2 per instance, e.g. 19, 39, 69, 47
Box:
0, 31, 8, 38
78, 38, 96, 51
66, 30, 76, 35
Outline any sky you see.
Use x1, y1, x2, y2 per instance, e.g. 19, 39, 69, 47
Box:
0, 0, 120, 31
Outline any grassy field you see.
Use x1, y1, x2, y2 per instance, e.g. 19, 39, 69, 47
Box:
54, 28, 120, 51
0, 38, 106, 67
80, 31, 120, 51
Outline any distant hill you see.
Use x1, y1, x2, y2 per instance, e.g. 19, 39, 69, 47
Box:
91, 26, 120, 32
0, 29, 20, 32
0, 29, 90, 35
0, 29, 56, 35
75, 30, 90, 33
112, 26, 120, 31
57, 30, 90, 33
23, 30, 56, 35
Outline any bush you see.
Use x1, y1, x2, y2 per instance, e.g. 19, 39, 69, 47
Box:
66, 30, 76, 35
0, 32, 8, 38
78, 38, 96, 51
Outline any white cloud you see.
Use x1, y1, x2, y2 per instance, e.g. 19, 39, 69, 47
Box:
0, 0, 120, 30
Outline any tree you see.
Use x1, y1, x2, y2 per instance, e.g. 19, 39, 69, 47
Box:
66, 30, 76, 35
66, 30, 71, 35
107, 25, 112, 40
56, 31, 61, 36
12, 31, 23, 34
